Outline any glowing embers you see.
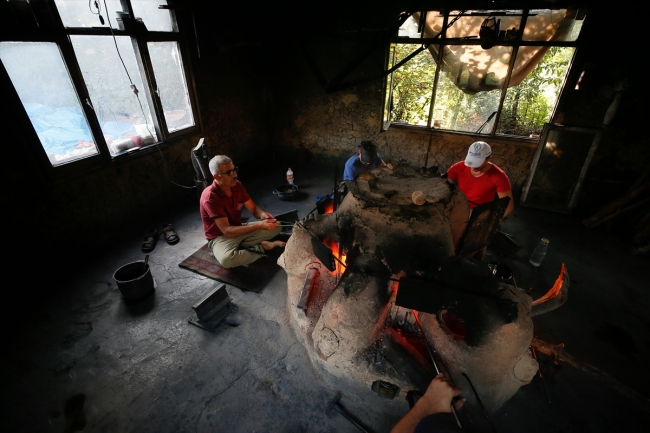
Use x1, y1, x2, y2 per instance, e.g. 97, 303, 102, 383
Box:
323, 199, 335, 215
440, 310, 467, 340
323, 238, 347, 276
531, 263, 569, 316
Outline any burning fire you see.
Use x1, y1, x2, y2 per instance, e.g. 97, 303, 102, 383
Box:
323, 199, 335, 215
532, 263, 568, 307
323, 238, 347, 275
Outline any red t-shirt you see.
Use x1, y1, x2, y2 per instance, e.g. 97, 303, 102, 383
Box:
200, 181, 251, 239
446, 161, 511, 209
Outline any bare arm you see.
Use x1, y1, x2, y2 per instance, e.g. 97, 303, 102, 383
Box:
390, 374, 464, 433
243, 199, 274, 220
498, 190, 515, 218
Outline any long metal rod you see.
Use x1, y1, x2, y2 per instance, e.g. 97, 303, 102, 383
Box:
426, 10, 446, 129
530, 347, 551, 403
329, 10, 466, 93
295, 221, 347, 269
333, 403, 373, 433
392, 37, 579, 47
411, 310, 462, 429
326, 11, 412, 92
461, 373, 498, 433
475, 111, 497, 134
491, 9, 528, 136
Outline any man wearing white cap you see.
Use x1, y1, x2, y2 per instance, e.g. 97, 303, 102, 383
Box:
446, 141, 514, 217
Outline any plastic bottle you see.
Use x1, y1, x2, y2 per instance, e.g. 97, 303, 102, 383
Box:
286, 168, 294, 185
529, 238, 549, 267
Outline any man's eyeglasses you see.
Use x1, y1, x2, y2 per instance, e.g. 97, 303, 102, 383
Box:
221, 167, 239, 176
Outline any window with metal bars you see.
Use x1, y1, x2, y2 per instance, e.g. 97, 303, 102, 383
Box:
0, 0, 199, 170
382, 8, 586, 138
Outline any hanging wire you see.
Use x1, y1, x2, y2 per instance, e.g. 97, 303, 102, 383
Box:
100, 0, 195, 189
88, 0, 100, 16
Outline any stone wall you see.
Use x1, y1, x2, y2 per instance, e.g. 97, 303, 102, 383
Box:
3, 0, 646, 280
273, 70, 537, 193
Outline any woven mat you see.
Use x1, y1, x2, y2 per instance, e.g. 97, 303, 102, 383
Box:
178, 243, 282, 293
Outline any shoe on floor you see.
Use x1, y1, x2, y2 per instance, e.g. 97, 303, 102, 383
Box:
141, 228, 158, 252
161, 224, 180, 245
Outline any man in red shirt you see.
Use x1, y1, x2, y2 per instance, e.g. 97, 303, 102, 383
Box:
446, 142, 514, 218
200, 155, 285, 268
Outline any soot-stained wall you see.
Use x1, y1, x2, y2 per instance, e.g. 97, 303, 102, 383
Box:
269, 2, 646, 217
274, 79, 537, 191
264, 3, 545, 194
2, 1, 646, 283
1, 7, 272, 281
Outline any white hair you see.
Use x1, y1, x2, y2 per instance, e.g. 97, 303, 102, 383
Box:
209, 155, 232, 175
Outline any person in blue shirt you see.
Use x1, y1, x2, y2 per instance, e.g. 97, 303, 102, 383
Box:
343, 140, 387, 180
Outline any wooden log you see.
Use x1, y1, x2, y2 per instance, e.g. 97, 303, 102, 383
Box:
632, 208, 650, 250
530, 338, 650, 412
582, 182, 650, 227
586, 197, 650, 228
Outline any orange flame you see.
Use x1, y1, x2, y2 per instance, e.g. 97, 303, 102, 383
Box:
323, 238, 346, 275
532, 263, 568, 306
323, 199, 334, 214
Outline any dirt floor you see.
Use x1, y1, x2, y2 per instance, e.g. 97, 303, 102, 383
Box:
1, 163, 649, 433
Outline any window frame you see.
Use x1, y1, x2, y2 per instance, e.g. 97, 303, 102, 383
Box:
0, 0, 201, 177
382, 8, 585, 138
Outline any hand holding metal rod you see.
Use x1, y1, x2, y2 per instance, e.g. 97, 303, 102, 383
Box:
411, 310, 463, 429
260, 217, 295, 227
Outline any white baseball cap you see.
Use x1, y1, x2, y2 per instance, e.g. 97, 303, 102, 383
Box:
464, 141, 492, 168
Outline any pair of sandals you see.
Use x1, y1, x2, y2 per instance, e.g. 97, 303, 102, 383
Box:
142, 224, 180, 252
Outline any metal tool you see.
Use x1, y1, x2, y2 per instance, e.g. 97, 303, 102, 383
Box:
371, 380, 400, 399
260, 218, 296, 227
326, 392, 374, 433
295, 221, 345, 272
406, 390, 423, 408
296, 268, 319, 311
530, 346, 551, 403
411, 310, 463, 429
461, 372, 498, 433
188, 284, 236, 332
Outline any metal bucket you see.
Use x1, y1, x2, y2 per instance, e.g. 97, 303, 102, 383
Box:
113, 261, 156, 302
273, 184, 299, 201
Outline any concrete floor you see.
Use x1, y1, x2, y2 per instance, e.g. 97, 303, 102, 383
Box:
2, 163, 649, 433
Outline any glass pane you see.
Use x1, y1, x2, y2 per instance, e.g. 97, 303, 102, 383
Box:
148, 42, 194, 132
433, 45, 511, 133
382, 44, 395, 129
0, 42, 98, 166
421, 11, 445, 38
449, 10, 522, 39
526, 128, 595, 209
404, 11, 444, 39
389, 44, 437, 126
523, 9, 585, 42
71, 35, 158, 155
54, 0, 124, 29
131, 0, 173, 32
497, 47, 574, 137
398, 15, 420, 38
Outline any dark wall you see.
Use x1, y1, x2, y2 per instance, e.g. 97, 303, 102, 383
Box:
2, 1, 647, 283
